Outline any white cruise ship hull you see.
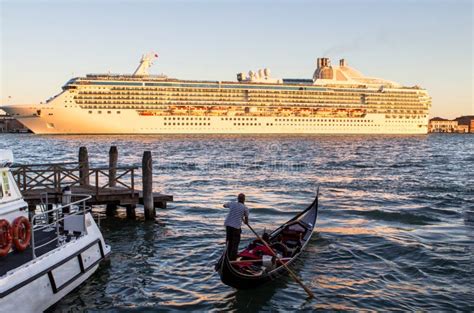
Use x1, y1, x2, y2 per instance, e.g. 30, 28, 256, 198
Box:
2, 55, 431, 135
4, 104, 428, 135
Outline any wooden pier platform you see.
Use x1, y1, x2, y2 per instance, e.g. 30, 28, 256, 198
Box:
12, 147, 173, 220
20, 186, 173, 208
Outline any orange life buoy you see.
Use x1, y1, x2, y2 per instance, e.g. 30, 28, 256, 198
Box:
12, 216, 31, 252
0, 219, 12, 257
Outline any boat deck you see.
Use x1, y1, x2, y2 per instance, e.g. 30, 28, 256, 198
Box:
0, 228, 70, 277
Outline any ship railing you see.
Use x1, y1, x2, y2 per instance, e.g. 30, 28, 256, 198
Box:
31, 193, 92, 259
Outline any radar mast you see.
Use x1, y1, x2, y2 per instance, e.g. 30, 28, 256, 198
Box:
133, 52, 158, 76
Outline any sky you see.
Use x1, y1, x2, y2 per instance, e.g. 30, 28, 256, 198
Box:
0, 0, 472, 118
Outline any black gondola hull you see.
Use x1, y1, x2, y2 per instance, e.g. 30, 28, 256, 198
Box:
216, 191, 319, 290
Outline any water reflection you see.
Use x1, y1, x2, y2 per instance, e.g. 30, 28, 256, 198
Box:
1, 133, 472, 311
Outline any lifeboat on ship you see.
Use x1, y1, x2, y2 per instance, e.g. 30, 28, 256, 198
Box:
171, 106, 189, 114
139, 110, 154, 116
0, 150, 111, 312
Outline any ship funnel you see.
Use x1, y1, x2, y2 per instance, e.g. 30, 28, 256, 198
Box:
321, 58, 330, 67
317, 58, 323, 69
339, 59, 346, 67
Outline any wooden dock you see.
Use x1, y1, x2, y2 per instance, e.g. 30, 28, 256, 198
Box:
11, 147, 173, 220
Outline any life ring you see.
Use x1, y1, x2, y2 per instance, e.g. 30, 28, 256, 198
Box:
12, 216, 31, 252
0, 219, 12, 257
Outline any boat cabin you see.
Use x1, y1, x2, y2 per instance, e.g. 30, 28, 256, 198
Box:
0, 150, 29, 225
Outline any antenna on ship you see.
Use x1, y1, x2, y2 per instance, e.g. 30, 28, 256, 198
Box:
133, 52, 159, 76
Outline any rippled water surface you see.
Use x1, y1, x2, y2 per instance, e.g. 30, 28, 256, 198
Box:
1, 133, 473, 311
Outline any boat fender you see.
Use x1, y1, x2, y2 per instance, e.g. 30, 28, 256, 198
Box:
12, 216, 31, 252
0, 219, 12, 257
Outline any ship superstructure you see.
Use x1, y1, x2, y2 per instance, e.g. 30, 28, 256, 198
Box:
3, 53, 431, 134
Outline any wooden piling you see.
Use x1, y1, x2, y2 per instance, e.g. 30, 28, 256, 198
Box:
142, 151, 154, 220
47, 203, 54, 224
126, 204, 136, 219
28, 204, 36, 221
78, 147, 90, 186
106, 203, 117, 217
109, 146, 118, 187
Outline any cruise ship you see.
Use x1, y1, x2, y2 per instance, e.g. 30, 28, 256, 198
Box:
3, 53, 431, 134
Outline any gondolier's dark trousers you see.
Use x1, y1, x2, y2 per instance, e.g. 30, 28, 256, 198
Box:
226, 226, 241, 261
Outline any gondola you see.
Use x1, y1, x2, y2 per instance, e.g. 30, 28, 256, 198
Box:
216, 189, 319, 289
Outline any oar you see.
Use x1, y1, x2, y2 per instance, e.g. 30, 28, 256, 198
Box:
230, 257, 291, 264
244, 221, 315, 298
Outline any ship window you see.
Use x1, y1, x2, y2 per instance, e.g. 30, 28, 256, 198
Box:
88, 111, 92, 114
107, 111, 111, 114
0, 181, 3, 198
98, 111, 102, 114
117, 111, 121, 114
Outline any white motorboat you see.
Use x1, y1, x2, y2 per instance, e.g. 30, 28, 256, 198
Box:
0, 150, 111, 312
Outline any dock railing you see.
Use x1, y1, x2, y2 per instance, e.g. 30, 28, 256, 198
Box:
31, 193, 91, 259
11, 162, 138, 197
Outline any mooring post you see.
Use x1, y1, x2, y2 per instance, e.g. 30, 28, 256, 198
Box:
142, 151, 154, 220
106, 203, 116, 217
28, 204, 36, 221
126, 204, 137, 219
47, 203, 54, 224
105, 146, 119, 216
78, 146, 90, 186
109, 146, 118, 188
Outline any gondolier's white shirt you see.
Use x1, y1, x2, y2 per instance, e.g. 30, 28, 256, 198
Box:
224, 201, 249, 229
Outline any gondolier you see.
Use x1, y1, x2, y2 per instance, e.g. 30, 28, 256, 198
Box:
223, 193, 249, 260
215, 189, 319, 294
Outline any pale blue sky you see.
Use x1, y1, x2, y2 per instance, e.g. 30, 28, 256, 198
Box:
1, 0, 472, 118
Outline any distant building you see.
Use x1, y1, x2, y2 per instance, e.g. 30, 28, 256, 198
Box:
429, 117, 458, 133
429, 115, 474, 133
457, 125, 469, 133
0, 115, 29, 133
454, 115, 474, 132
